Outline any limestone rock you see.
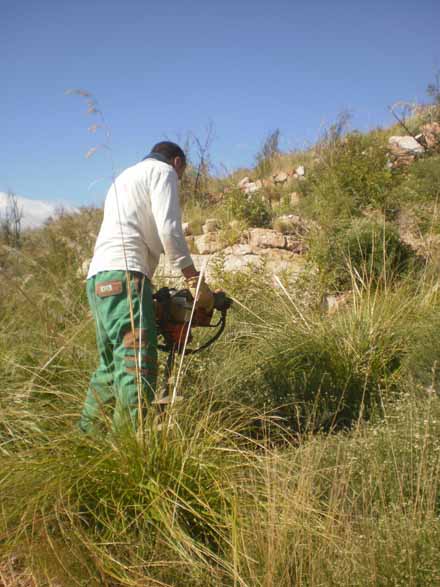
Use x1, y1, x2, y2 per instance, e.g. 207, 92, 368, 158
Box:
389, 136, 425, 166
273, 214, 310, 237
243, 180, 263, 194
182, 222, 192, 236
421, 122, 440, 149
238, 176, 251, 189
202, 218, 220, 233
223, 254, 262, 273
156, 253, 213, 281
194, 233, 223, 255
389, 135, 425, 154
273, 171, 288, 184
261, 249, 307, 276
223, 244, 253, 256
249, 228, 286, 250
285, 235, 307, 253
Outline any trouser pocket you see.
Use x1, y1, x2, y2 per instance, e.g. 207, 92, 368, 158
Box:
95, 280, 123, 298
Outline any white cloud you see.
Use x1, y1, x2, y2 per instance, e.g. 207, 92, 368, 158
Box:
0, 192, 78, 229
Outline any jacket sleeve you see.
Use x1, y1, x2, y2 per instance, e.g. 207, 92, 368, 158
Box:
150, 166, 194, 270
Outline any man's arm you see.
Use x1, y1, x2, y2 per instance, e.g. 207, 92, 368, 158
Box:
149, 165, 214, 308
150, 166, 193, 271
182, 264, 199, 280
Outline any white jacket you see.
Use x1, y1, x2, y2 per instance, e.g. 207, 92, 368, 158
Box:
88, 158, 193, 280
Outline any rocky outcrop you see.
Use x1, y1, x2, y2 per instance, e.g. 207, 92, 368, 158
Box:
273, 214, 315, 236
249, 228, 286, 250
421, 122, 440, 150
243, 180, 263, 194
238, 176, 251, 189
194, 232, 223, 254
157, 225, 307, 282
294, 165, 305, 178
389, 125, 440, 167
273, 171, 289, 184
388, 135, 426, 167
237, 167, 306, 195
182, 222, 192, 236
202, 218, 220, 233
389, 136, 424, 154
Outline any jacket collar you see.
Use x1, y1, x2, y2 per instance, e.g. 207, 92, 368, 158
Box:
142, 152, 171, 166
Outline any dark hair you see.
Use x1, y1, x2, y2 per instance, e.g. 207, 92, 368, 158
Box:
151, 141, 186, 163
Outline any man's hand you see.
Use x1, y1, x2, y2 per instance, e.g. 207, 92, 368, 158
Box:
186, 275, 215, 312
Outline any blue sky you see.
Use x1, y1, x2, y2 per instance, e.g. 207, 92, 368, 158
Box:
2, 0, 439, 207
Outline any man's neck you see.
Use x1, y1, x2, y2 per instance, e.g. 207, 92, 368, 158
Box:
142, 152, 171, 166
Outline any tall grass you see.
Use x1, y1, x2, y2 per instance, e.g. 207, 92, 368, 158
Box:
2, 381, 440, 586
192, 266, 439, 434
1, 131, 440, 583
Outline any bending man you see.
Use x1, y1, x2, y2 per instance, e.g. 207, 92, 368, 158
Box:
80, 141, 213, 432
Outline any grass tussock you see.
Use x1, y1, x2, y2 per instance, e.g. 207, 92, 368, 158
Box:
2, 384, 440, 586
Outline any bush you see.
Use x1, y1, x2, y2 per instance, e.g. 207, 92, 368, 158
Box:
225, 189, 272, 228
303, 132, 399, 226
392, 155, 440, 205
200, 274, 440, 432
0, 398, 248, 585
310, 218, 416, 291
255, 128, 281, 178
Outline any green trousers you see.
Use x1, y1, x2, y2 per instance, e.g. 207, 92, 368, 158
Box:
80, 270, 158, 433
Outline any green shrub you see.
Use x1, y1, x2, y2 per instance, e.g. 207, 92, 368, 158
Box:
255, 128, 281, 178
310, 218, 416, 291
225, 189, 272, 228
0, 398, 247, 585
398, 155, 440, 201
303, 132, 399, 226
193, 274, 430, 431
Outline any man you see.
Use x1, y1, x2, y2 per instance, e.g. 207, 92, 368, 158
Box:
80, 141, 213, 433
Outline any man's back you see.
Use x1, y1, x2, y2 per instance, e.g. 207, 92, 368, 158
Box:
88, 158, 191, 280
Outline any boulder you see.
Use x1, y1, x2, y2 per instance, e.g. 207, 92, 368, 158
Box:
238, 176, 251, 189
421, 122, 440, 149
243, 180, 263, 194
249, 228, 286, 250
223, 253, 262, 273
389, 136, 425, 166
273, 171, 289, 184
156, 253, 213, 281
182, 222, 192, 236
260, 249, 307, 276
285, 235, 307, 253
223, 244, 253, 256
194, 233, 223, 254
202, 218, 220, 233
273, 214, 310, 237
389, 135, 425, 154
